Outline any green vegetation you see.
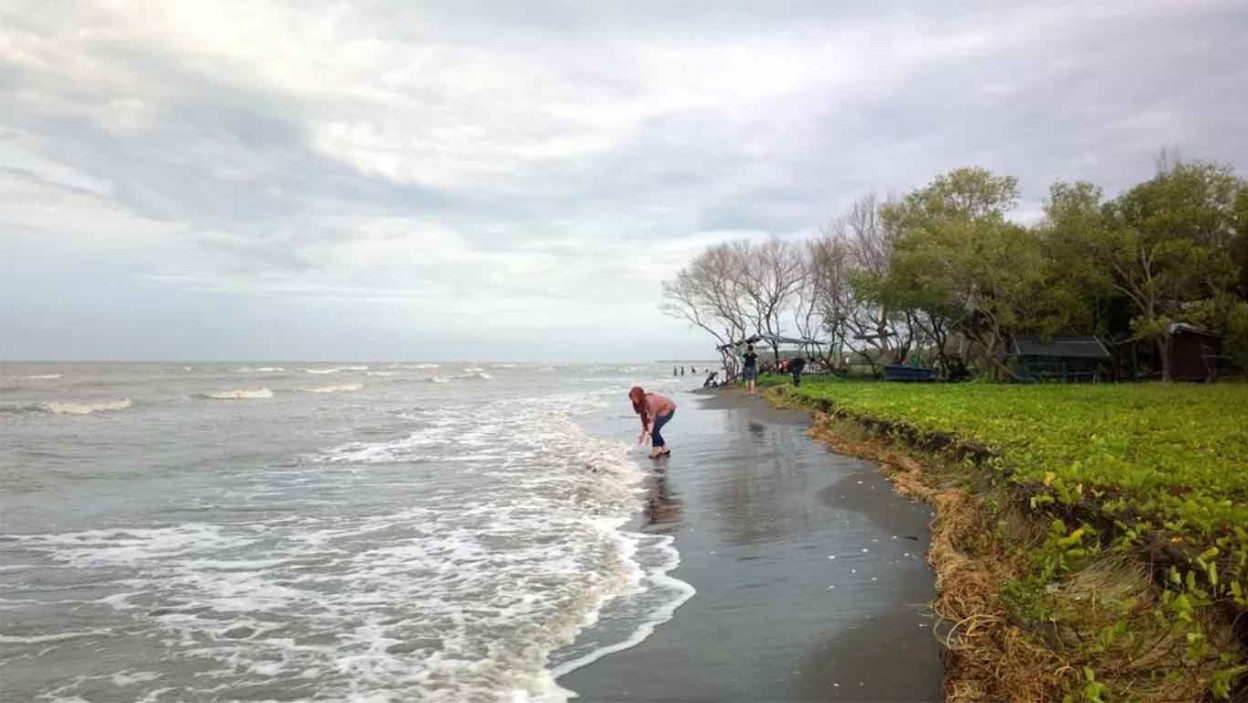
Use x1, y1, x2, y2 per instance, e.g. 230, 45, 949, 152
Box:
766, 375, 1248, 699
665, 158, 1248, 381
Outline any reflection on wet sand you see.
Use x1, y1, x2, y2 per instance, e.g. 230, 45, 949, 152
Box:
643, 466, 682, 531
560, 391, 941, 702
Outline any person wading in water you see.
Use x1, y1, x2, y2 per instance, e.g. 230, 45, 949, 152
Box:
629, 386, 676, 459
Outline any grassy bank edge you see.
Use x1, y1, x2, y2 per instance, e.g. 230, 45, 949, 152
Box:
759, 384, 1248, 702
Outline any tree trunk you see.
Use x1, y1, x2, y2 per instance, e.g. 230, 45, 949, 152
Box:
1158, 334, 1172, 382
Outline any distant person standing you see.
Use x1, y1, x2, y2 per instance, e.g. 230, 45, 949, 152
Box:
742, 344, 759, 395
630, 386, 676, 459
789, 356, 807, 387
673, 366, 678, 377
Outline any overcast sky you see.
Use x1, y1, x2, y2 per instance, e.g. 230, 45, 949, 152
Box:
2, 1, 1246, 361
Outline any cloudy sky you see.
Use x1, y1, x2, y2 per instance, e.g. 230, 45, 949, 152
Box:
2, 1, 1246, 361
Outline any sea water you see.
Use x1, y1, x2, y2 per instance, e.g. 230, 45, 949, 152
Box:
0, 362, 693, 701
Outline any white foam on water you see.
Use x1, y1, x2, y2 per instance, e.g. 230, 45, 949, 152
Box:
364, 371, 399, 377
24, 374, 63, 380
391, 362, 439, 369
1, 390, 692, 702
36, 398, 132, 415
546, 533, 696, 689
298, 383, 364, 394
0, 629, 114, 644
424, 375, 451, 383
111, 671, 161, 687
237, 366, 286, 373
201, 388, 274, 400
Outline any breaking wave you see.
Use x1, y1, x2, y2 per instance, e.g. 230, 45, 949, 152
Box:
299, 384, 363, 394
35, 399, 133, 415
200, 389, 274, 400
24, 374, 63, 380
298, 366, 368, 375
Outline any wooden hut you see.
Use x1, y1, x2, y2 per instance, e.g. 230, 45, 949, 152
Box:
1011, 335, 1110, 382
1168, 323, 1223, 382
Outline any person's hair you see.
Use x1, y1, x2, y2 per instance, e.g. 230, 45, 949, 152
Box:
746, 344, 754, 351
629, 386, 650, 426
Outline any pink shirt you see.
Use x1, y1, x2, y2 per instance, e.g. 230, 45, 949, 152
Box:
642, 393, 676, 432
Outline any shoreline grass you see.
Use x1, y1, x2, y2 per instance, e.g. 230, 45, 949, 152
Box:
760, 376, 1248, 701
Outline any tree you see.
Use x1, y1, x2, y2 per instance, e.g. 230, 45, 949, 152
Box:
824, 194, 914, 372
661, 242, 751, 374
879, 167, 1046, 379
1037, 181, 1122, 338
739, 236, 805, 363
802, 233, 854, 369
1101, 161, 1245, 380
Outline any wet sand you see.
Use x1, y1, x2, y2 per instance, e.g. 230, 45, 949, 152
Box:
560, 389, 943, 702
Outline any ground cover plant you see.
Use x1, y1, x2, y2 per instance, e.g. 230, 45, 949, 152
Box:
763, 375, 1248, 700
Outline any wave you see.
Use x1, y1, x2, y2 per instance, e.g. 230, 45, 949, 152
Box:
454, 371, 492, 381
390, 363, 439, 369
23, 374, 63, 380
237, 366, 286, 373
0, 628, 115, 644
300, 397, 691, 700
3, 391, 692, 702
200, 388, 273, 400
423, 376, 450, 384
33, 399, 133, 415
298, 365, 368, 375
299, 384, 363, 394
364, 371, 399, 377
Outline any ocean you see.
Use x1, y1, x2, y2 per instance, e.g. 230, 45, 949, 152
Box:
0, 362, 697, 702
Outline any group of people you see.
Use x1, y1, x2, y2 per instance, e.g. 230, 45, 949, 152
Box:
633, 346, 821, 459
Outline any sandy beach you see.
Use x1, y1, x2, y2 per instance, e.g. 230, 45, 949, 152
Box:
560, 389, 943, 702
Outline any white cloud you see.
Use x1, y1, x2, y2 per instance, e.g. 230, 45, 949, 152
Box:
1, 0, 1245, 360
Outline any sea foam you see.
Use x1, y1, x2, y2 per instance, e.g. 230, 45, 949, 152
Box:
37, 399, 132, 415
299, 383, 363, 394
202, 388, 274, 400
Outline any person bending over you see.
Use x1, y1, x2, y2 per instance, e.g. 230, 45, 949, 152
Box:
789, 356, 807, 387
629, 386, 676, 459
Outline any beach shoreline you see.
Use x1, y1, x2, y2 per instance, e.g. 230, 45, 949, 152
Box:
557, 387, 942, 702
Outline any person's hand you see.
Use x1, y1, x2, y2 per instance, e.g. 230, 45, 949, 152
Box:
638, 431, 648, 445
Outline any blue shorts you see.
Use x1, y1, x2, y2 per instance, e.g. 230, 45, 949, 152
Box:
743, 367, 757, 381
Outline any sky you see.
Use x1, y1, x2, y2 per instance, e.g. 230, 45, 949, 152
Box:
2, 0, 1246, 362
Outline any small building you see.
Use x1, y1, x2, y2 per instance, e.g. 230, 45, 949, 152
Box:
1011, 335, 1110, 382
1168, 323, 1223, 382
